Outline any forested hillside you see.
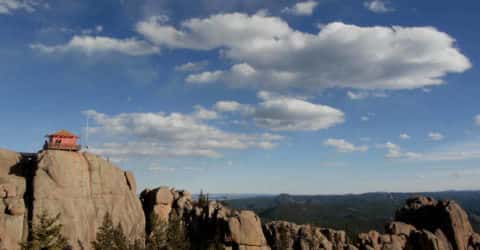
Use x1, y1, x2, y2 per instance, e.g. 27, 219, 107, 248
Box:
226, 191, 480, 237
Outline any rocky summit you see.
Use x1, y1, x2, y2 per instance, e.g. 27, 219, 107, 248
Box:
1, 147, 480, 250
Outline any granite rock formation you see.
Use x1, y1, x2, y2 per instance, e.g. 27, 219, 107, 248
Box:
0, 148, 145, 250
0, 149, 28, 250
140, 187, 270, 250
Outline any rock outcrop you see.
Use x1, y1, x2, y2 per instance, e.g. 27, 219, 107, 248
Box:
354, 196, 480, 250
0, 149, 145, 250
140, 187, 270, 250
263, 220, 356, 250
0, 149, 28, 250
33, 150, 145, 249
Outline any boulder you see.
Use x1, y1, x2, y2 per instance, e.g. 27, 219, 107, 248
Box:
229, 211, 268, 247
396, 196, 474, 250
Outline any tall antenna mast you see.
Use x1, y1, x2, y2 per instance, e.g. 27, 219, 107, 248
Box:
85, 113, 89, 150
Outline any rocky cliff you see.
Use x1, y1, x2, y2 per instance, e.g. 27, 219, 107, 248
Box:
1, 147, 480, 250
0, 148, 145, 250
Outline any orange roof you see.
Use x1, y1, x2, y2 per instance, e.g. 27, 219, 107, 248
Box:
47, 129, 79, 138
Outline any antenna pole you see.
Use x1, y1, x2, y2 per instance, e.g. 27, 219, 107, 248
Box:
85, 114, 89, 150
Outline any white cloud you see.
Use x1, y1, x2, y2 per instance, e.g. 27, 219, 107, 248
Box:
82, 109, 283, 159
282, 1, 318, 16
347, 90, 388, 100
361, 116, 369, 122
324, 138, 368, 153
380, 142, 421, 159
186, 70, 223, 83
31, 36, 159, 56
428, 132, 444, 141
347, 91, 369, 100
364, 0, 394, 13
193, 105, 218, 120
253, 91, 344, 131
475, 114, 480, 126
213, 92, 344, 131
0, 0, 40, 14
399, 133, 411, 140
214, 101, 244, 112
138, 13, 469, 91
175, 60, 209, 72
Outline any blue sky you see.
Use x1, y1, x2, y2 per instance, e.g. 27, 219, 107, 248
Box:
1, 0, 480, 194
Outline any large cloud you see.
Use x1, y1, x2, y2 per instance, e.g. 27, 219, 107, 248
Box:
214, 91, 345, 131
83, 109, 283, 159
138, 13, 470, 90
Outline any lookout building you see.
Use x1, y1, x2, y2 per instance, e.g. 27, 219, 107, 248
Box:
44, 129, 81, 151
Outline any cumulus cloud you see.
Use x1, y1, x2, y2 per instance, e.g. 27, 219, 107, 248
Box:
82, 109, 283, 159
282, 1, 318, 16
34, 12, 470, 91
137, 13, 470, 91
0, 0, 40, 14
399, 133, 411, 140
364, 0, 394, 13
214, 91, 344, 131
175, 60, 209, 72
324, 138, 368, 153
428, 132, 445, 141
31, 36, 159, 56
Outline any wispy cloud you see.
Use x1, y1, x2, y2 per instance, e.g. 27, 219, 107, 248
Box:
324, 138, 368, 153
0, 0, 42, 15
364, 0, 394, 13
175, 60, 209, 72
428, 132, 445, 141
31, 36, 159, 56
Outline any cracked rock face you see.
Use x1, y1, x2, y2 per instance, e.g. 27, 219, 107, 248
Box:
32, 150, 145, 249
0, 149, 145, 250
0, 149, 27, 250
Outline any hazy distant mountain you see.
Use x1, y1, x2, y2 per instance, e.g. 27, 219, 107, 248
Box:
225, 190, 480, 237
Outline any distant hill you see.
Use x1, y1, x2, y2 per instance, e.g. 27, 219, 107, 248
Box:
225, 190, 480, 238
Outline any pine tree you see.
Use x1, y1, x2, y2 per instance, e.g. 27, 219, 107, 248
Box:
165, 211, 190, 250
146, 213, 167, 250
92, 213, 129, 250
20, 210, 69, 250
198, 190, 209, 207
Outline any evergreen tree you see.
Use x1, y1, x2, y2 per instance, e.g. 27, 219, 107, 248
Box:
146, 213, 167, 250
165, 211, 190, 250
92, 213, 129, 250
198, 189, 209, 207
20, 210, 69, 250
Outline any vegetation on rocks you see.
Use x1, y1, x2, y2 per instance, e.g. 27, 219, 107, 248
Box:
20, 210, 69, 250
